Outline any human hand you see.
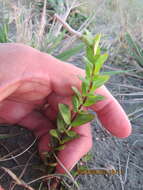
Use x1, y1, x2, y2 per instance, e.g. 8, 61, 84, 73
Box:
0, 186, 4, 190
0, 43, 131, 176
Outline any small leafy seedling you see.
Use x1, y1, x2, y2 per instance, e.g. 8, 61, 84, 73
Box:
44, 22, 113, 189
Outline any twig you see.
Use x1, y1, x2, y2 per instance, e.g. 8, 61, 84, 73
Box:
10, 151, 37, 190
1, 167, 35, 190
51, 1, 79, 38
54, 14, 82, 38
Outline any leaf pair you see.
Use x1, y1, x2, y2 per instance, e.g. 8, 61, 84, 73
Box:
60, 132, 80, 144
83, 95, 105, 107
58, 103, 95, 127
85, 50, 108, 75
71, 111, 95, 127
58, 104, 71, 125
72, 86, 83, 112
81, 74, 109, 96
53, 104, 71, 134
91, 75, 110, 92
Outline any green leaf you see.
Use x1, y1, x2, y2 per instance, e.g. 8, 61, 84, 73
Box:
125, 32, 143, 67
71, 112, 95, 127
77, 165, 89, 171
55, 145, 66, 151
86, 46, 95, 63
125, 33, 140, 54
70, 169, 79, 177
58, 104, 71, 125
91, 75, 110, 91
82, 79, 90, 95
84, 57, 93, 79
132, 52, 143, 65
85, 62, 92, 78
72, 86, 82, 101
83, 95, 105, 106
82, 152, 93, 162
56, 43, 84, 61
0, 23, 9, 43
82, 29, 94, 46
94, 53, 108, 74
50, 129, 60, 139
61, 135, 79, 144
57, 113, 67, 133
72, 95, 80, 112
66, 130, 77, 137
95, 47, 101, 56
83, 56, 93, 66
101, 70, 131, 76
93, 34, 101, 56
61, 136, 71, 144
86, 46, 101, 64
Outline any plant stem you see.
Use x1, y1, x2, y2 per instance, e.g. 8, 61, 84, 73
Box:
47, 15, 106, 190
67, 61, 95, 131
54, 14, 82, 38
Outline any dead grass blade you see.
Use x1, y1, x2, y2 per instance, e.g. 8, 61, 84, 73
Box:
123, 140, 143, 185
108, 82, 143, 91
1, 167, 35, 190
0, 138, 37, 162
10, 151, 37, 190
0, 133, 22, 140
54, 153, 79, 190
37, 0, 47, 46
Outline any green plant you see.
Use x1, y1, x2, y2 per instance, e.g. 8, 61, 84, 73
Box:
0, 23, 9, 43
125, 32, 143, 68
42, 22, 112, 189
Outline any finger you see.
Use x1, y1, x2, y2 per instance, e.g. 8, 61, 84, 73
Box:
0, 185, 4, 190
47, 92, 73, 111
48, 61, 84, 96
0, 99, 35, 124
44, 106, 57, 121
89, 85, 132, 138
47, 86, 131, 138
19, 111, 54, 157
56, 123, 92, 173
48, 60, 131, 138
44, 93, 73, 121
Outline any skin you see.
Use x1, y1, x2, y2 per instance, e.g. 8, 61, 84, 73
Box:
0, 43, 132, 189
